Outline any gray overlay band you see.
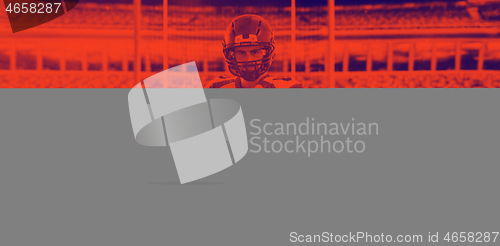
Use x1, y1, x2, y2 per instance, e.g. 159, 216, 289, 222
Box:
0, 89, 499, 246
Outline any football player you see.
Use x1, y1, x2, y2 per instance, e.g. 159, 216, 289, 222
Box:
205, 14, 303, 88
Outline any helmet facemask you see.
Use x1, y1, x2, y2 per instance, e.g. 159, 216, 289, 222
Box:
223, 42, 275, 81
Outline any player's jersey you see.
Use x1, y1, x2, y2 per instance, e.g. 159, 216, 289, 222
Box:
205, 74, 303, 88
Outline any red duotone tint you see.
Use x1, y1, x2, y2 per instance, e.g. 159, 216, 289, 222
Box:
0, 0, 499, 88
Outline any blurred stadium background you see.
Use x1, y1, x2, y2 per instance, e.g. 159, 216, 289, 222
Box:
0, 0, 500, 87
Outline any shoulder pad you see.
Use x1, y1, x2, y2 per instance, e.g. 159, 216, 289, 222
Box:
205, 76, 237, 88
265, 77, 303, 88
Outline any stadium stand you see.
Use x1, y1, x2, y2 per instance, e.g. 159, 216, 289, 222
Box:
335, 72, 500, 88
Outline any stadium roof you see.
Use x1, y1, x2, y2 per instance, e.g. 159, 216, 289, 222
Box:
1, 1, 499, 32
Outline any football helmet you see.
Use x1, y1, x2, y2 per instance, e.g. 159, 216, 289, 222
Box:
223, 14, 275, 81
